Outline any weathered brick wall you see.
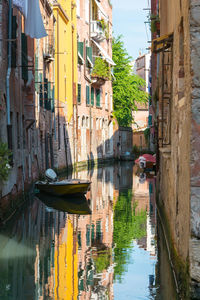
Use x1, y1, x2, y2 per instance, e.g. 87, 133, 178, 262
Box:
189, 0, 200, 293
157, 0, 200, 295
157, 0, 192, 295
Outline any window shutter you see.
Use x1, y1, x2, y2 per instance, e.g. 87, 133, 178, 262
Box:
96, 89, 100, 107
78, 42, 84, 64
44, 78, 48, 109
77, 83, 81, 103
51, 86, 55, 112
21, 33, 28, 81
11, 15, 17, 68
35, 55, 38, 92
86, 46, 93, 68
39, 73, 43, 107
91, 87, 94, 106
47, 82, 51, 110
86, 85, 90, 105
148, 115, 152, 126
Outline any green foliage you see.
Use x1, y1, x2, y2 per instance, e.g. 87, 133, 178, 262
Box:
113, 189, 147, 281
144, 127, 150, 145
93, 249, 111, 273
112, 36, 148, 127
148, 14, 160, 33
0, 142, 11, 183
99, 19, 109, 39
92, 57, 111, 80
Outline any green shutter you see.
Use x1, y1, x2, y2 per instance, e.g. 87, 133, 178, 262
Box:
91, 87, 94, 106
44, 78, 48, 109
39, 73, 43, 107
96, 220, 101, 241
91, 224, 95, 243
86, 225, 90, 246
35, 55, 38, 92
78, 42, 84, 64
77, 83, 81, 103
21, 33, 28, 81
86, 46, 92, 68
11, 15, 17, 68
86, 85, 90, 105
78, 232, 82, 248
51, 86, 55, 112
47, 82, 51, 110
96, 89, 100, 107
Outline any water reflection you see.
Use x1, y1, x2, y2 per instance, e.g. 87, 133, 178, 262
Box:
0, 162, 178, 299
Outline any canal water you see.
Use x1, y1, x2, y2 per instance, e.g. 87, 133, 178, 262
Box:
0, 162, 178, 300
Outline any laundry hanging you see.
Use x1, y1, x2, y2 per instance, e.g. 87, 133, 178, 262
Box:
13, 0, 47, 39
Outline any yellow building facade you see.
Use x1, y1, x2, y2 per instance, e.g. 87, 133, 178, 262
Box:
53, 0, 77, 122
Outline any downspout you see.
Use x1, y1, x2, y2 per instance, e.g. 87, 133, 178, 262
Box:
6, 0, 12, 127
89, 0, 92, 161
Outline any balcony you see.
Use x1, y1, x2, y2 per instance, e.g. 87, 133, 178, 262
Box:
43, 33, 54, 63
91, 57, 111, 87
90, 21, 106, 42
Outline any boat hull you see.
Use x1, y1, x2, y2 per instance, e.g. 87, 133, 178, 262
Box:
35, 181, 90, 196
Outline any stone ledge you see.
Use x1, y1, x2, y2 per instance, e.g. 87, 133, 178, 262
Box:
190, 237, 200, 283
191, 187, 200, 238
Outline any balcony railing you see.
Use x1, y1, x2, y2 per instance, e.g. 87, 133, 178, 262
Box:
90, 21, 106, 42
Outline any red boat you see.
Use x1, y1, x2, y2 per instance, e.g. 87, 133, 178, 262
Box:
135, 154, 156, 169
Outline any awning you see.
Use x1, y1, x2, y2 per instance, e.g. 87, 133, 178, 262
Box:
94, 0, 108, 21
92, 39, 116, 66
151, 33, 173, 53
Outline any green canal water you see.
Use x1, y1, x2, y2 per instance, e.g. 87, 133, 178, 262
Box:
0, 162, 178, 299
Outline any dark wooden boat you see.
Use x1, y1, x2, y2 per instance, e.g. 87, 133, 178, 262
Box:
36, 192, 91, 215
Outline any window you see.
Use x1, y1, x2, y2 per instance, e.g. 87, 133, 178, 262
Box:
82, 116, 85, 127
86, 116, 89, 128
77, 83, 81, 103
91, 87, 94, 106
105, 92, 108, 109
96, 88, 101, 107
78, 116, 81, 129
85, 0, 89, 23
110, 94, 113, 111
21, 33, 28, 81
77, 0, 80, 17
86, 85, 90, 105
178, 19, 185, 100
96, 118, 99, 129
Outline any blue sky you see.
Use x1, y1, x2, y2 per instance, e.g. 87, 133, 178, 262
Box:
112, 0, 150, 60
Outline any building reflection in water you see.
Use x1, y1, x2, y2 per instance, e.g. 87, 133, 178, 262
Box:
0, 162, 177, 299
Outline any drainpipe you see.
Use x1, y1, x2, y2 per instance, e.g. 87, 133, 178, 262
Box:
6, 0, 12, 127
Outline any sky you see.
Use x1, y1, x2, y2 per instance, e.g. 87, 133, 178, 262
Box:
112, 0, 151, 60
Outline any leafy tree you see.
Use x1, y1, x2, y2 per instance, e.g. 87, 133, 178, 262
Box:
113, 189, 147, 282
112, 36, 148, 126
0, 142, 11, 183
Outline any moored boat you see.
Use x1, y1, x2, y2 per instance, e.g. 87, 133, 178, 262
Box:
35, 169, 91, 196
36, 192, 91, 215
135, 154, 156, 170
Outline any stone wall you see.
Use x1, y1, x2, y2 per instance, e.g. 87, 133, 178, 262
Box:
189, 0, 200, 295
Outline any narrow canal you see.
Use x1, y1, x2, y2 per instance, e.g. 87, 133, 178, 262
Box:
0, 162, 178, 299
